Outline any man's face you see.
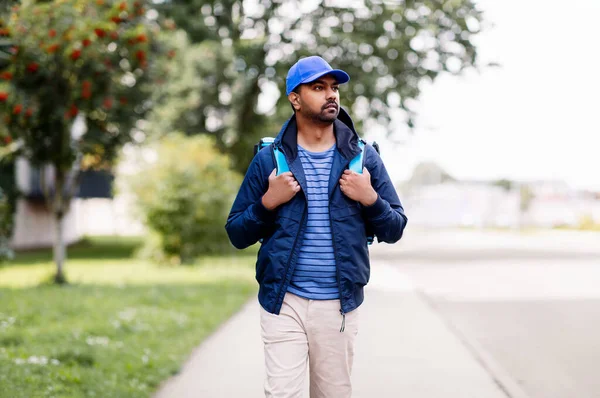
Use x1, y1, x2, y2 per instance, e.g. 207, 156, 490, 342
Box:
291, 74, 340, 124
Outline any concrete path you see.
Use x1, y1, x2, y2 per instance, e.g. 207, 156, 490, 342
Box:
154, 262, 509, 398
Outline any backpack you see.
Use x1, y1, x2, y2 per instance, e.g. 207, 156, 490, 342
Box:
254, 137, 380, 244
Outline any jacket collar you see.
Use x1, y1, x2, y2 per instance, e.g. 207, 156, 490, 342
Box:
273, 107, 361, 161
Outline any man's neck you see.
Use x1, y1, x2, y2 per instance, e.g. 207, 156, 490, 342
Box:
296, 114, 336, 152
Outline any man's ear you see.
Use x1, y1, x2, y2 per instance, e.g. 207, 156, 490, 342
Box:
288, 92, 300, 111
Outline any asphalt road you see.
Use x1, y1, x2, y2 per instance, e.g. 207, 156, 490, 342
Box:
371, 228, 600, 398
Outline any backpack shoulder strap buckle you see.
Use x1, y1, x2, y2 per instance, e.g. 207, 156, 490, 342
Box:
255, 137, 289, 176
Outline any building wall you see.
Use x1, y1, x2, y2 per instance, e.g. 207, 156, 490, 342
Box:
10, 195, 144, 250
10, 199, 80, 250
74, 196, 145, 237
402, 182, 600, 229
10, 150, 145, 249
403, 183, 520, 228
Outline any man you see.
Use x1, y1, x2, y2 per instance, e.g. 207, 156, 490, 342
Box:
225, 56, 407, 398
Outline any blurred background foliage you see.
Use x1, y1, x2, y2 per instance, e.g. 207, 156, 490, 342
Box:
0, 0, 171, 280
0, 0, 166, 169
0, 0, 486, 172
121, 133, 241, 264
0, 0, 485, 264
154, 0, 484, 172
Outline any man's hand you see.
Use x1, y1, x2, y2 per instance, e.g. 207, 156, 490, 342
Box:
339, 167, 377, 206
262, 170, 301, 210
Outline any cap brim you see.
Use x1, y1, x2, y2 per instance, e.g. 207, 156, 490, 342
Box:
301, 69, 350, 86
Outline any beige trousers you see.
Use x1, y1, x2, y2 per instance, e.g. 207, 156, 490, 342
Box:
260, 292, 360, 398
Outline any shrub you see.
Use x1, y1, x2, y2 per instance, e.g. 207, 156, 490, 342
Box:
577, 215, 600, 231
0, 186, 14, 262
125, 133, 241, 264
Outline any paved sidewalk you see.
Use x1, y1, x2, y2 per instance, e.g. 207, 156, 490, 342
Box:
154, 263, 509, 398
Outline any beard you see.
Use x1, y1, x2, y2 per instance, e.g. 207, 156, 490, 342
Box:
302, 103, 339, 124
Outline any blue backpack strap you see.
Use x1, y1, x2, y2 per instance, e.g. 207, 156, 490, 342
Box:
256, 137, 288, 244
273, 146, 289, 176
256, 137, 289, 176
349, 140, 365, 174
350, 139, 376, 245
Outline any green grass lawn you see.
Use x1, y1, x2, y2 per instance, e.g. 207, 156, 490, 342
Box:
0, 237, 258, 398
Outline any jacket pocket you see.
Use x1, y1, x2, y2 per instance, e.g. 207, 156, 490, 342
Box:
331, 203, 361, 221
276, 198, 304, 223
259, 213, 301, 286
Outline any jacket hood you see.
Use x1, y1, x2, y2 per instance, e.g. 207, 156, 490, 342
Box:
273, 107, 361, 161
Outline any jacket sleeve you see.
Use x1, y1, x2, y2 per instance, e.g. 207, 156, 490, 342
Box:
225, 149, 277, 249
361, 144, 408, 243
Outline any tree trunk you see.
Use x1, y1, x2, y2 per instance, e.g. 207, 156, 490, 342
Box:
52, 171, 68, 284
53, 210, 67, 284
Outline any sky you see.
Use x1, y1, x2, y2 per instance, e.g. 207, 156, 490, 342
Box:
374, 0, 600, 191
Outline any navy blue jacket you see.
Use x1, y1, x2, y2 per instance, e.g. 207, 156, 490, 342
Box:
225, 108, 407, 315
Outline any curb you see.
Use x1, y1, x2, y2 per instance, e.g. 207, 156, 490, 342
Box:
417, 290, 532, 398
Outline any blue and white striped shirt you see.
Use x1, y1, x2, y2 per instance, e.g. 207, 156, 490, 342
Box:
288, 144, 339, 300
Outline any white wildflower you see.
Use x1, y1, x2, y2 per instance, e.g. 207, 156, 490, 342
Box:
171, 312, 188, 327
118, 308, 137, 322
0, 316, 16, 330
86, 336, 110, 346
27, 355, 48, 365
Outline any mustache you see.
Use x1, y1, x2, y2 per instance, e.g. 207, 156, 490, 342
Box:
322, 101, 338, 110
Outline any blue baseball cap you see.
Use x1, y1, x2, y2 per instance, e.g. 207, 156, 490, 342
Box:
286, 56, 350, 96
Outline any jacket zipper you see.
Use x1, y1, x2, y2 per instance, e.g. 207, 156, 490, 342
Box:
272, 144, 308, 314
330, 165, 350, 333
273, 206, 306, 314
